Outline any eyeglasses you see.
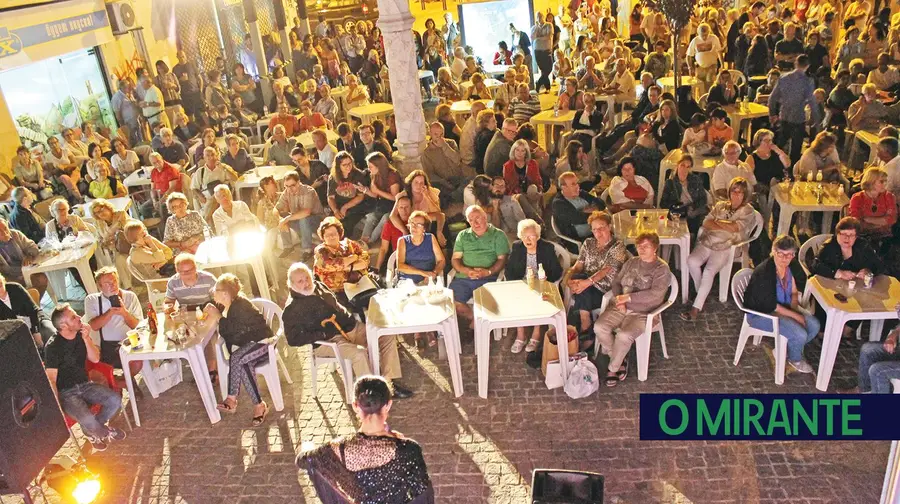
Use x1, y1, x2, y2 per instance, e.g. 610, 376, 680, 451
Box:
410, 222, 427, 228
775, 251, 796, 260
837, 232, 857, 239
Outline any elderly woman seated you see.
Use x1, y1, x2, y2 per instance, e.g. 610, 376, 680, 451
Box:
503, 139, 544, 224
504, 219, 563, 353
9, 187, 46, 245
849, 166, 897, 243
593, 232, 671, 387
564, 211, 628, 336
313, 217, 370, 309
207, 273, 273, 426
163, 192, 206, 255
659, 153, 710, 234
89, 198, 131, 288
742, 235, 820, 374
682, 177, 756, 321
297, 376, 432, 501
45, 199, 93, 245
608, 157, 655, 213
124, 221, 174, 280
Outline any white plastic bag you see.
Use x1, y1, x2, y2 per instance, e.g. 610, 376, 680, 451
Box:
564, 354, 599, 399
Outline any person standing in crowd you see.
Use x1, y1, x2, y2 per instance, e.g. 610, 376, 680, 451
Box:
532, 12, 554, 93
768, 55, 819, 167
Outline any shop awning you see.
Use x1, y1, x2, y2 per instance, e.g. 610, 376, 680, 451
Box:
0, 0, 114, 72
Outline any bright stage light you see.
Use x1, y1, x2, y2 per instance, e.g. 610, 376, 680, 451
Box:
44, 455, 102, 504
72, 478, 101, 504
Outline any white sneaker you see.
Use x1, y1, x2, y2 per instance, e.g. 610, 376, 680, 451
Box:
510, 339, 526, 354
789, 360, 814, 374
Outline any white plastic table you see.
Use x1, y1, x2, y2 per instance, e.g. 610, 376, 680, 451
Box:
119, 313, 221, 426
331, 86, 349, 119
348, 103, 394, 124
195, 235, 272, 300
23, 241, 99, 297
657, 149, 722, 205
771, 182, 849, 236
294, 128, 340, 150
473, 280, 568, 398
460, 78, 502, 96
450, 99, 493, 124
234, 165, 296, 194
722, 103, 769, 143
365, 288, 464, 397
611, 209, 691, 304
76, 196, 132, 221
806, 275, 900, 391
256, 113, 276, 140
123, 169, 152, 189
530, 109, 576, 152
657, 76, 700, 98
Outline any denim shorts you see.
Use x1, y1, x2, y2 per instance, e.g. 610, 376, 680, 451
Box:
450, 275, 497, 303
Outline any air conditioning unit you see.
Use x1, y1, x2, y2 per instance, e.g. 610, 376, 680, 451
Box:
106, 0, 139, 35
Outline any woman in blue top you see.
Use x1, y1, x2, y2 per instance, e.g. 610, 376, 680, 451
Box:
396, 210, 445, 285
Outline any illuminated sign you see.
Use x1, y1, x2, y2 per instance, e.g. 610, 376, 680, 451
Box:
0, 9, 109, 60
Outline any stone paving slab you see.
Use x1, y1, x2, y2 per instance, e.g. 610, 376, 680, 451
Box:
8, 300, 890, 503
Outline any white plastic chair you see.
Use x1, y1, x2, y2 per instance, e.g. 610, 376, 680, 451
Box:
126, 256, 168, 311
551, 215, 582, 254
310, 340, 355, 400
732, 268, 788, 384
386, 250, 398, 279
711, 209, 764, 303
728, 69, 747, 89
698, 93, 709, 109
214, 298, 288, 411
798, 234, 831, 276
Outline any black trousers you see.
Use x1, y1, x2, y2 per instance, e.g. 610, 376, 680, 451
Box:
777, 121, 807, 169
535, 49, 553, 92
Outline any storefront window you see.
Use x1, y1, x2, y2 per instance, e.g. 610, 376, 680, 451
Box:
0, 47, 115, 149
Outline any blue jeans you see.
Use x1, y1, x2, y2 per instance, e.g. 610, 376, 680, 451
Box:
747, 313, 820, 362
281, 215, 321, 250
450, 275, 496, 303
858, 342, 900, 393
59, 381, 122, 439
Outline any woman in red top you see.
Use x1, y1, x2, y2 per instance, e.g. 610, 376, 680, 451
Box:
849, 166, 897, 240
503, 139, 544, 223
494, 41, 513, 65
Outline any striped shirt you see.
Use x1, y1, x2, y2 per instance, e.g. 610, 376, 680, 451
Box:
165, 270, 217, 307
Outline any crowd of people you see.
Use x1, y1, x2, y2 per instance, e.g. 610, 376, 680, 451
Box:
10, 0, 900, 500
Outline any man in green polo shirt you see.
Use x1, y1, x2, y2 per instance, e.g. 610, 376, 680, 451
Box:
451, 205, 509, 325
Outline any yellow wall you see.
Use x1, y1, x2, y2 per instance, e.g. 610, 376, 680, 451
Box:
0, 91, 16, 178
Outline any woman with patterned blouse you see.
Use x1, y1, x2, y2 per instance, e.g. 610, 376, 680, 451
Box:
89, 198, 130, 288
564, 211, 628, 337
313, 217, 370, 306
163, 192, 206, 255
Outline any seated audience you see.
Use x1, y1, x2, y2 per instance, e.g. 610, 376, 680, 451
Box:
397, 210, 445, 285
13, 146, 53, 200
552, 171, 604, 250
9, 187, 46, 244
850, 315, 900, 393
508, 84, 542, 124
793, 131, 845, 184
90, 199, 131, 285
504, 219, 563, 352
268, 103, 301, 138
464, 73, 493, 101
555, 140, 597, 190
484, 118, 518, 177
472, 109, 497, 173
148, 152, 183, 217
750, 229, 828, 377
352, 124, 393, 169
88, 162, 127, 200
297, 376, 430, 499
45, 199, 92, 246
0, 218, 47, 297
192, 147, 238, 223
593, 232, 671, 387
388, 170, 446, 246
265, 124, 298, 166
659, 154, 710, 234
706, 108, 734, 148
374, 196, 411, 272
360, 152, 401, 245
163, 193, 206, 255
84, 267, 141, 372
208, 273, 272, 426
45, 303, 126, 452
124, 221, 174, 279
681, 113, 708, 150
282, 263, 412, 397
313, 217, 370, 306
157, 127, 189, 167
422, 121, 472, 204
683, 177, 756, 321
312, 129, 338, 171
707, 70, 742, 105
503, 139, 544, 223
109, 138, 140, 179
278, 170, 325, 258
0, 272, 55, 348
608, 157, 655, 212
450, 205, 509, 325
313, 84, 339, 123
712, 141, 756, 200
465, 175, 525, 239
220, 134, 255, 175
327, 151, 371, 237
212, 185, 258, 236
745, 129, 790, 221
849, 166, 897, 240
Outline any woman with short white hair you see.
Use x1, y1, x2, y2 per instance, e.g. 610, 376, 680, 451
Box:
46, 199, 93, 245
211, 184, 258, 236
503, 219, 563, 353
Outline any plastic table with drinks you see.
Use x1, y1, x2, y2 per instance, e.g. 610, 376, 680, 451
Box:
123, 169, 153, 190
771, 181, 850, 236
805, 275, 900, 391
473, 280, 568, 398
657, 76, 700, 99
75, 196, 132, 222
194, 235, 272, 300
119, 312, 221, 426
530, 109, 576, 153
723, 102, 769, 143
234, 165, 296, 194
450, 99, 493, 125
365, 285, 464, 397
611, 209, 691, 304
294, 128, 340, 151
348, 103, 394, 125
657, 149, 723, 205
23, 240, 99, 298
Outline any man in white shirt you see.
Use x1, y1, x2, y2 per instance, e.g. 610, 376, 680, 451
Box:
712, 141, 756, 200
312, 129, 337, 169
876, 137, 900, 198
83, 267, 142, 372
138, 75, 167, 128
867, 53, 900, 93
687, 23, 722, 95
212, 185, 258, 236
603, 59, 637, 105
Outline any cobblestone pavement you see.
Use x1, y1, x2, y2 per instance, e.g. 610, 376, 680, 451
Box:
16, 299, 890, 504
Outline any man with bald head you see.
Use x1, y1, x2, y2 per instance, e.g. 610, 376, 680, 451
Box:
483, 117, 518, 177
450, 205, 509, 323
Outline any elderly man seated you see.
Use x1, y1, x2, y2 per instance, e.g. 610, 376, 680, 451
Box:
157, 127, 189, 167
0, 218, 48, 298
83, 267, 143, 387
848, 84, 900, 132
212, 185, 258, 236
450, 205, 509, 325
844, 311, 900, 394
552, 171, 604, 252
711, 141, 756, 201
0, 272, 55, 349
282, 262, 413, 398
163, 253, 219, 376
593, 232, 671, 387
192, 146, 238, 223
265, 124, 298, 166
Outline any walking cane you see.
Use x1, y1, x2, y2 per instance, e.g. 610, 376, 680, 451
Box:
320, 314, 349, 339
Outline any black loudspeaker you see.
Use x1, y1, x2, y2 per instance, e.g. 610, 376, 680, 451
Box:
273, 0, 287, 31
531, 469, 604, 503
243, 0, 257, 23
0, 321, 68, 494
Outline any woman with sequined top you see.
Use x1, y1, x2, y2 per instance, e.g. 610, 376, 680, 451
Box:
298, 376, 433, 504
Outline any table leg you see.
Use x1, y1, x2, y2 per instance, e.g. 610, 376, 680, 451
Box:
119, 353, 141, 427
187, 349, 222, 424
777, 207, 794, 237
680, 239, 689, 304
442, 319, 464, 397
76, 259, 98, 293
816, 311, 845, 391
550, 313, 570, 385
821, 211, 835, 234
250, 258, 271, 300
476, 318, 490, 398
871, 319, 885, 342
366, 322, 381, 375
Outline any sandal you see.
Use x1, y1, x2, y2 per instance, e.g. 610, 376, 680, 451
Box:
209, 370, 219, 386
216, 398, 237, 414
605, 372, 619, 387
251, 402, 269, 427
427, 333, 437, 348
616, 360, 629, 382
525, 338, 541, 353
510, 339, 526, 354
679, 311, 698, 322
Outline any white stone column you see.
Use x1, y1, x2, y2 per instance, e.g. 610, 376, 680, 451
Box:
377, 0, 426, 172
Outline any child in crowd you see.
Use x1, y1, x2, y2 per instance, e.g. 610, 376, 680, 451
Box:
706, 108, 733, 149
681, 113, 708, 150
